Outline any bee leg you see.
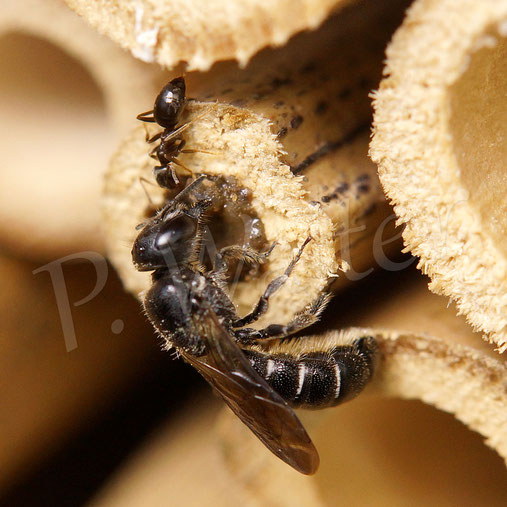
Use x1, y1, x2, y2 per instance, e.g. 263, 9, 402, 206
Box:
213, 243, 276, 275
234, 293, 330, 344
232, 237, 311, 328
172, 175, 208, 203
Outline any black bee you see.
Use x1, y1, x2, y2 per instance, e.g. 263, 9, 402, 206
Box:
132, 175, 378, 475
137, 76, 200, 189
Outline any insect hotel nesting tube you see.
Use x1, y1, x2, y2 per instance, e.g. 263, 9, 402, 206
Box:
370, 0, 507, 352
64, 0, 353, 71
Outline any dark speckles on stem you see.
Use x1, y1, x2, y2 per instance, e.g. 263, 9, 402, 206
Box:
270, 77, 292, 89
357, 183, 370, 195
290, 115, 303, 129
355, 174, 371, 195
273, 100, 285, 109
299, 62, 316, 74
230, 98, 247, 107
337, 88, 351, 100
221, 88, 233, 94
277, 127, 288, 139
321, 181, 350, 203
337, 182, 349, 193
315, 101, 328, 115
290, 122, 369, 176
362, 203, 377, 217
358, 77, 371, 89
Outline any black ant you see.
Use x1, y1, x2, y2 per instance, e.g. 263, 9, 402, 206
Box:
137, 77, 212, 190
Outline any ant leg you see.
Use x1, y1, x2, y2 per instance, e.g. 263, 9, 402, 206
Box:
181, 147, 216, 156
232, 237, 311, 328
178, 141, 218, 158
141, 122, 160, 143
161, 102, 218, 143
234, 294, 331, 344
178, 136, 217, 157
147, 131, 163, 144
172, 158, 194, 176
181, 148, 217, 157
137, 110, 155, 122
149, 145, 159, 160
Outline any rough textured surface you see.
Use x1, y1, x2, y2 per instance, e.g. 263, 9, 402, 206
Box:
64, 0, 353, 70
370, 0, 507, 351
104, 102, 337, 328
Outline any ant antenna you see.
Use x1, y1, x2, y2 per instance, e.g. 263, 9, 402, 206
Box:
139, 176, 157, 206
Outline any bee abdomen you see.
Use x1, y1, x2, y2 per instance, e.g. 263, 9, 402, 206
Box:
245, 337, 377, 409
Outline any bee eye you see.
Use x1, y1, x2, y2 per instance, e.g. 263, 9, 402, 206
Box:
155, 214, 196, 251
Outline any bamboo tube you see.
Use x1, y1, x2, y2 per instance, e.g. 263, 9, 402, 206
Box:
0, 253, 157, 491
0, 0, 164, 259
103, 1, 409, 326
369, 0, 507, 352
89, 271, 507, 507
64, 0, 353, 71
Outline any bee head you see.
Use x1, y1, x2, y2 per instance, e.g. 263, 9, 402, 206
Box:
132, 210, 197, 271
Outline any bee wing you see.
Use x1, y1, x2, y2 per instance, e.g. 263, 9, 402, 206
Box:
181, 310, 319, 475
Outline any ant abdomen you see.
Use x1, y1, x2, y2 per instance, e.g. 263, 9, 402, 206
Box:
137, 76, 190, 189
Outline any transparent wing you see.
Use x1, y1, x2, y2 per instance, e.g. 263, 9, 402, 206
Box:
181, 309, 319, 475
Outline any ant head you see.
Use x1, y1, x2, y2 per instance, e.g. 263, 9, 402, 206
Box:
132, 209, 198, 271
153, 77, 186, 129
